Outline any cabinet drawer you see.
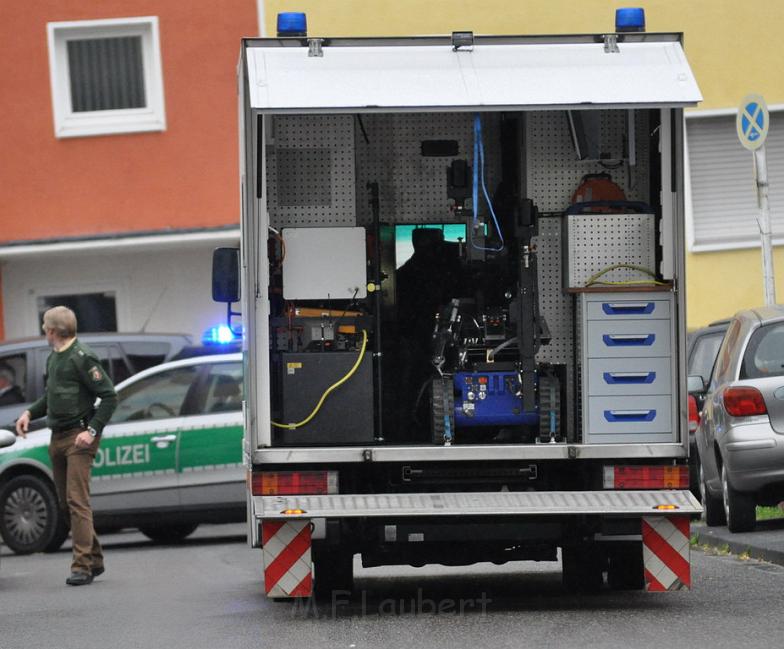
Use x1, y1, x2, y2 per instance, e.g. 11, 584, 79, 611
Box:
585, 395, 674, 443
586, 357, 672, 396
586, 319, 671, 358
584, 298, 670, 321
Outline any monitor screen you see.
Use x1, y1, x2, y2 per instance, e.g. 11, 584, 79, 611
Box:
394, 224, 467, 268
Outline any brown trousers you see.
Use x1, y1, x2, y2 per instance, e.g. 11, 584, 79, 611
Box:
48, 430, 103, 574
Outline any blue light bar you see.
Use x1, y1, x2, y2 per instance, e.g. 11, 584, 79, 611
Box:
615, 7, 646, 32
203, 324, 239, 345
277, 12, 307, 37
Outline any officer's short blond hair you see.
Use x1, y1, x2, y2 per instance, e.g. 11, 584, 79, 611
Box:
42, 306, 77, 338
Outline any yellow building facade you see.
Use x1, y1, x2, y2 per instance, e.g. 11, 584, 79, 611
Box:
264, 0, 784, 328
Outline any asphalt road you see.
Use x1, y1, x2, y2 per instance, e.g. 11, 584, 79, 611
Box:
2, 523, 784, 649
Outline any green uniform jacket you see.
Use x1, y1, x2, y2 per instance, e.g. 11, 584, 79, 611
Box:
28, 339, 118, 434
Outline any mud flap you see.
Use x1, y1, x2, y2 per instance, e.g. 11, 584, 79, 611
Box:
262, 519, 313, 598
642, 515, 691, 591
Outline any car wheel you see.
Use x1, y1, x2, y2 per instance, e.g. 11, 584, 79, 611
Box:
139, 522, 199, 543
44, 515, 70, 553
700, 462, 726, 527
689, 452, 701, 502
0, 475, 64, 554
721, 464, 756, 533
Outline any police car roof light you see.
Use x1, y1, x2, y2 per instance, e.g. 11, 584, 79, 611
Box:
203, 324, 237, 345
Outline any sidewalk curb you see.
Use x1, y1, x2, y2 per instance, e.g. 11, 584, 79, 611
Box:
693, 521, 784, 567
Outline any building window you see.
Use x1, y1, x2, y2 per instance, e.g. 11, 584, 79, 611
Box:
686, 110, 783, 252
47, 17, 165, 138
36, 292, 118, 333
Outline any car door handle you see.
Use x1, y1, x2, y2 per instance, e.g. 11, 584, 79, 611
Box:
151, 435, 177, 444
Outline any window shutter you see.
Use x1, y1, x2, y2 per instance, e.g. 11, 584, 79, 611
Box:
687, 112, 784, 250
67, 36, 146, 112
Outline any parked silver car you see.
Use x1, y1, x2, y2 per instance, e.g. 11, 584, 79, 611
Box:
694, 305, 784, 532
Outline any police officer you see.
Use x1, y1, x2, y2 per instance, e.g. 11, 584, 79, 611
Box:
15, 306, 117, 586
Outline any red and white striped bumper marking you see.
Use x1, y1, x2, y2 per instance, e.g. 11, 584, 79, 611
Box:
642, 515, 691, 591
262, 520, 312, 598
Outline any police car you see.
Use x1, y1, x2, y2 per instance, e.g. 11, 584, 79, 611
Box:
0, 353, 244, 554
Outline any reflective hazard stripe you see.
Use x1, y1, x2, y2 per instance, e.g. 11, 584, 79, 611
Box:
642, 515, 690, 591
262, 520, 312, 598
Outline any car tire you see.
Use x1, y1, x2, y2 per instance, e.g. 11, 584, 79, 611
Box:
700, 462, 726, 527
721, 465, 756, 533
44, 515, 70, 553
139, 522, 199, 543
689, 451, 701, 502
313, 545, 354, 599
0, 474, 64, 555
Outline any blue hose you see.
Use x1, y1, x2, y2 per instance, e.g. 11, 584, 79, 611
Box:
472, 114, 505, 252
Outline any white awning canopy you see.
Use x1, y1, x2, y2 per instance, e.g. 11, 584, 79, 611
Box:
246, 38, 701, 112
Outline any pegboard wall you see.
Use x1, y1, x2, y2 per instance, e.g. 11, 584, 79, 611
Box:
535, 216, 575, 439
267, 115, 357, 227
526, 110, 650, 212
354, 113, 501, 224
566, 212, 656, 287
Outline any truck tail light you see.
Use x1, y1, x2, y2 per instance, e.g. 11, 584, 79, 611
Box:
723, 386, 768, 417
251, 470, 338, 496
604, 465, 689, 489
688, 394, 700, 433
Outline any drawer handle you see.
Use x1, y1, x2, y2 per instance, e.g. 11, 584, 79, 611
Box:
602, 334, 655, 347
603, 372, 656, 385
604, 409, 657, 422
602, 302, 655, 315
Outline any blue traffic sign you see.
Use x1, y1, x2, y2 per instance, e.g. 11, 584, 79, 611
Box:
737, 94, 769, 150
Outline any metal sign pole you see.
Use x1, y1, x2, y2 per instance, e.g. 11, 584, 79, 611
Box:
737, 94, 776, 306
753, 145, 776, 306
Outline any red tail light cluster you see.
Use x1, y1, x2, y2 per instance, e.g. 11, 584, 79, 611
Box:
723, 386, 768, 417
604, 465, 689, 489
251, 470, 338, 496
688, 394, 700, 433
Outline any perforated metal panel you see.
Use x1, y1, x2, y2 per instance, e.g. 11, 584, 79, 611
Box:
535, 216, 571, 365
566, 213, 656, 287
526, 110, 650, 212
535, 216, 575, 439
267, 115, 357, 227
354, 113, 500, 224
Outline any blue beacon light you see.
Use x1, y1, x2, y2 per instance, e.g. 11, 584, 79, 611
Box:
203, 325, 238, 345
615, 7, 646, 33
277, 12, 307, 37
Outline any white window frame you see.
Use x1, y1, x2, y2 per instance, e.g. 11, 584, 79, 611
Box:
684, 104, 784, 253
47, 16, 166, 139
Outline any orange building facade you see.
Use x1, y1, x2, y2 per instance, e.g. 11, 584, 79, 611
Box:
0, 1, 260, 341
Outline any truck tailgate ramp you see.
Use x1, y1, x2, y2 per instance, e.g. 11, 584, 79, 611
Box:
258, 490, 701, 519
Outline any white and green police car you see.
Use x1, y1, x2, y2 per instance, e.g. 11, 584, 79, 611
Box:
0, 353, 244, 554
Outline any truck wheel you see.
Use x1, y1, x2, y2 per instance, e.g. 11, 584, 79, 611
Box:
700, 463, 725, 527
0, 474, 64, 555
313, 546, 353, 598
721, 465, 756, 533
139, 522, 199, 543
538, 374, 561, 442
431, 377, 455, 445
562, 545, 604, 593
606, 543, 644, 590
